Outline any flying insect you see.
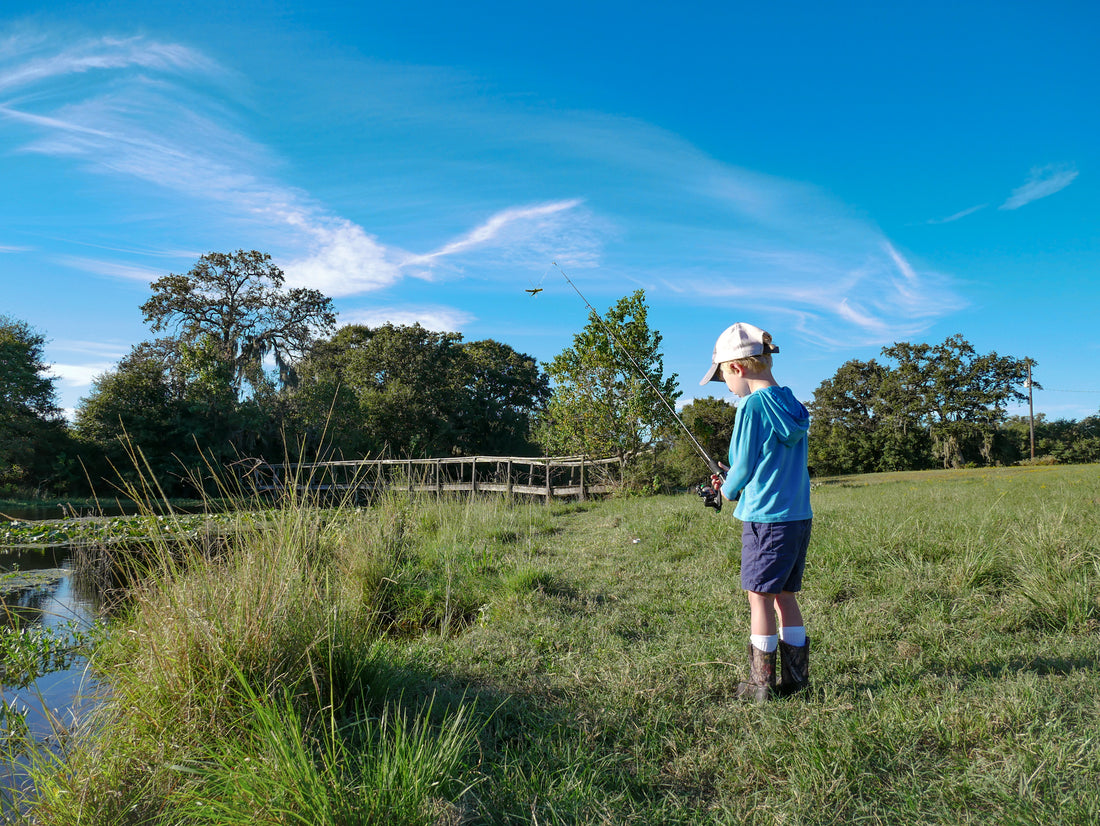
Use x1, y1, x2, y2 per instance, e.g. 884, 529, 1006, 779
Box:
525, 269, 548, 296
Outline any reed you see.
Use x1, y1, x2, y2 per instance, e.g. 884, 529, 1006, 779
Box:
20, 470, 500, 824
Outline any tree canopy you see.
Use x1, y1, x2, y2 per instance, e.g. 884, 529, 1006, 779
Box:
809, 335, 1034, 474
286, 323, 549, 459
141, 250, 336, 397
880, 335, 1032, 467
12, 260, 1099, 500
535, 290, 679, 462
0, 316, 69, 493
658, 395, 738, 488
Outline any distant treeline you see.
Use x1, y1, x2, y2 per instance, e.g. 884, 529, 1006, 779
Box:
3, 251, 1097, 499
802, 336, 1100, 476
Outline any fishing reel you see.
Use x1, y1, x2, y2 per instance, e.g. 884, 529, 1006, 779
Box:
696, 479, 723, 512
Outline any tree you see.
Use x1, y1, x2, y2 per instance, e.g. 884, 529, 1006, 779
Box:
141, 250, 336, 397
808, 359, 887, 476
1002, 413, 1100, 465
73, 338, 252, 494
74, 342, 191, 491
0, 316, 69, 493
535, 290, 679, 465
808, 335, 1033, 474
452, 339, 550, 456
659, 396, 738, 488
282, 325, 369, 460
807, 358, 932, 475
881, 335, 1031, 468
287, 324, 549, 459
339, 323, 466, 457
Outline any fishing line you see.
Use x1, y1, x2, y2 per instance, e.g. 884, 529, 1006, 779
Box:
552, 262, 725, 478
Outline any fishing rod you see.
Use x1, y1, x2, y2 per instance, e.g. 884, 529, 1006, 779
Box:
553, 263, 727, 491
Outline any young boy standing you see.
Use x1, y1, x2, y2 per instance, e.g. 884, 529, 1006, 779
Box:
700, 322, 812, 702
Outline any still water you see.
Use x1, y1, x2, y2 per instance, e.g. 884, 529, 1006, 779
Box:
1, 544, 100, 803
1, 503, 173, 522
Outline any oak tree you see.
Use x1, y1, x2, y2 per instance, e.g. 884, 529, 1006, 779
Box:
141, 250, 336, 397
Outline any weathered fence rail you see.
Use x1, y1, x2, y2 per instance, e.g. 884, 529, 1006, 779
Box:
245, 455, 623, 503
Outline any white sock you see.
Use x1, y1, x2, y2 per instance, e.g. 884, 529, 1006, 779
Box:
750, 634, 778, 653
779, 626, 807, 647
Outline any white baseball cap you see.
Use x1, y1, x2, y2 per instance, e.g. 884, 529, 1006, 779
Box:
699, 322, 778, 384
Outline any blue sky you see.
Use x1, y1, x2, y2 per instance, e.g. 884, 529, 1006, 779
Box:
2, 0, 1098, 424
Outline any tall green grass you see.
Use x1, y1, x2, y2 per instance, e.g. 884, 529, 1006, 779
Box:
17, 486, 531, 824
9, 464, 1100, 823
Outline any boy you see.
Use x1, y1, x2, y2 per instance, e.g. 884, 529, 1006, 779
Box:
701, 322, 812, 702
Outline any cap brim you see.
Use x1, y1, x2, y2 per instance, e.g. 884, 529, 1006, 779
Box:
699, 362, 722, 385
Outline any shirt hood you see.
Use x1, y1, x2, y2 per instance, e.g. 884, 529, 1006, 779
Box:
752, 386, 810, 446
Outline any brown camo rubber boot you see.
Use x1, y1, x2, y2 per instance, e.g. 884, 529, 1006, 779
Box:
735, 643, 776, 703
777, 638, 810, 697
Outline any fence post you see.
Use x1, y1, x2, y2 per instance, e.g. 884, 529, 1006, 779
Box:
472, 458, 478, 493
545, 458, 552, 502
579, 456, 586, 501
506, 459, 514, 498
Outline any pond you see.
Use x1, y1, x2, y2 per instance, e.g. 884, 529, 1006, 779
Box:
0, 500, 214, 522
1, 543, 101, 806
1, 504, 133, 522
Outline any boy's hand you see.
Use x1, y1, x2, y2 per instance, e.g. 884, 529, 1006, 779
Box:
710, 469, 740, 503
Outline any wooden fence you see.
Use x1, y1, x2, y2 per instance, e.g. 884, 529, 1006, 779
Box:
244, 455, 623, 503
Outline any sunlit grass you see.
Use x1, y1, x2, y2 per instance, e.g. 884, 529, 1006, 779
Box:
6, 463, 1100, 823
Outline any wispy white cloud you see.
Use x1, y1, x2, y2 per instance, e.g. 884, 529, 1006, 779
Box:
883, 241, 916, 281
679, 228, 962, 348
0, 243, 31, 252
1000, 164, 1078, 210
1, 33, 597, 301
483, 106, 966, 344
282, 217, 407, 297
1, 27, 963, 352
338, 306, 474, 333
51, 339, 129, 360
0, 34, 219, 93
407, 199, 584, 264
56, 255, 164, 283
926, 203, 987, 224
282, 200, 592, 296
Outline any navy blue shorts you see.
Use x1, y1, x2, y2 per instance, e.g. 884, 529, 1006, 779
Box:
740, 519, 812, 594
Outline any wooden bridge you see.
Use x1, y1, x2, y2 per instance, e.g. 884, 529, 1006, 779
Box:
244, 455, 623, 503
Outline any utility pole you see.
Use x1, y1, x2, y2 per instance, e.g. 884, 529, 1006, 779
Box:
1026, 360, 1035, 461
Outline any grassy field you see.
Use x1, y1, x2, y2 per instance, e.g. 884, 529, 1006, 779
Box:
7, 464, 1100, 824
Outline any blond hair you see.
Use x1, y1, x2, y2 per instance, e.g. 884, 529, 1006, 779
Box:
729, 352, 773, 374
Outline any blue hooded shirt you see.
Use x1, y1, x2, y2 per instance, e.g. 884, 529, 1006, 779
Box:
719, 385, 812, 523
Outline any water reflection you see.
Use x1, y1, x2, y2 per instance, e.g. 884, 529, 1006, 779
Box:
1, 547, 105, 627
2, 545, 101, 808
1, 501, 216, 522
0, 503, 143, 522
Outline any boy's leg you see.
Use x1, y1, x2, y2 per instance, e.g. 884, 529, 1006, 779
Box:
742, 521, 808, 641
737, 590, 778, 702
775, 591, 803, 630
775, 591, 810, 695
739, 520, 811, 701
746, 591, 778, 637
